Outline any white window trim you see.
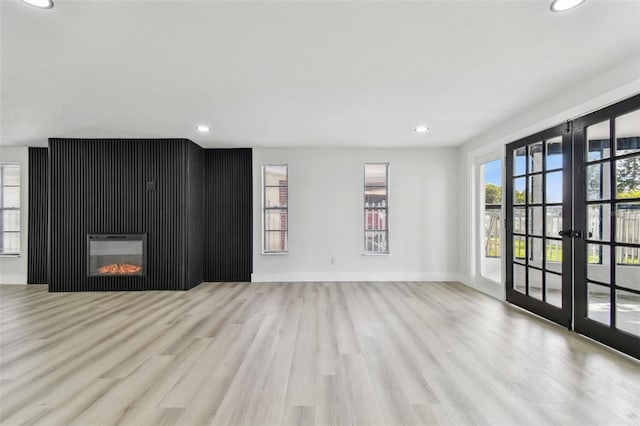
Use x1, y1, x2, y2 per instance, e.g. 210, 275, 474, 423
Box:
0, 163, 22, 256
262, 164, 288, 254
364, 162, 390, 255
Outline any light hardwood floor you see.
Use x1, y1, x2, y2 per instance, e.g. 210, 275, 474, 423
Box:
1, 281, 639, 426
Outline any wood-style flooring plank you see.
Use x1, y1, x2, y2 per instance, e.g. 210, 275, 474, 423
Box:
1, 282, 639, 426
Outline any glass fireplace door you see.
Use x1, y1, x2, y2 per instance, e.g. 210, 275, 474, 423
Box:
87, 234, 146, 276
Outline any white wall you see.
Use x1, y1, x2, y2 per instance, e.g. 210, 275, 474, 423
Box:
0, 147, 29, 284
457, 77, 640, 300
252, 148, 460, 282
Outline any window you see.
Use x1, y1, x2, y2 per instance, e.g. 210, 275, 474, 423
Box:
262, 164, 288, 253
480, 158, 502, 282
364, 163, 389, 254
0, 164, 21, 255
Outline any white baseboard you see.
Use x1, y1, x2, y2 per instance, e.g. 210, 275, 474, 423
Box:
251, 271, 462, 283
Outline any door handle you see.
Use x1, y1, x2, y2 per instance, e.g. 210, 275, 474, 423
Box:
558, 229, 584, 238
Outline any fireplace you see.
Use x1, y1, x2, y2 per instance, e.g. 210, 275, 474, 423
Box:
87, 234, 146, 276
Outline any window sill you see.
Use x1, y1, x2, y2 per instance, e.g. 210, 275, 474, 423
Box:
0, 254, 21, 258
363, 252, 390, 256
262, 252, 289, 256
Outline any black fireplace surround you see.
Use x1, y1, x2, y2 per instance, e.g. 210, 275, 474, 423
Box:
44, 139, 253, 291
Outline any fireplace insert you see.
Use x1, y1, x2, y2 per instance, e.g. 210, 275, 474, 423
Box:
87, 234, 146, 276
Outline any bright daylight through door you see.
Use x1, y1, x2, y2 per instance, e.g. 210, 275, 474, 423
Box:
481, 159, 502, 282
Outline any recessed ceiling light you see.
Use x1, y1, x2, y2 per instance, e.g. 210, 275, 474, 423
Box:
550, 0, 586, 12
195, 125, 211, 133
19, 0, 54, 9
415, 126, 430, 134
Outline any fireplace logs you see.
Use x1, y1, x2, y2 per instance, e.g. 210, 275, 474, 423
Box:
97, 263, 143, 275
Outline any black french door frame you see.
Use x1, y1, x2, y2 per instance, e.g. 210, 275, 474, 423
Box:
505, 123, 573, 328
572, 94, 640, 359
506, 94, 640, 360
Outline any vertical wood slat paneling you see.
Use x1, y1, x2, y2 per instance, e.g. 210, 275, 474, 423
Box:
184, 141, 205, 289
46, 140, 252, 291
203, 149, 253, 282
48, 139, 187, 291
27, 147, 48, 284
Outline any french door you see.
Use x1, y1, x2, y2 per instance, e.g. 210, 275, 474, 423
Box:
572, 95, 640, 358
506, 94, 640, 360
506, 124, 573, 328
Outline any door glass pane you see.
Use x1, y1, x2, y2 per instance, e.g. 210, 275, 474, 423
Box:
529, 268, 542, 300
514, 147, 527, 176
546, 206, 562, 238
545, 171, 563, 204
546, 137, 563, 171
615, 290, 640, 337
616, 256, 640, 291
586, 162, 611, 201
513, 207, 526, 234
615, 202, 639, 244
514, 177, 526, 205
528, 206, 542, 236
481, 157, 502, 283
587, 204, 611, 241
528, 175, 542, 204
514, 236, 526, 261
615, 155, 640, 199
545, 240, 562, 273
528, 142, 543, 173
546, 273, 562, 307
514, 264, 526, 293
588, 283, 610, 325
587, 244, 610, 284
615, 109, 640, 156
586, 120, 610, 162
528, 237, 543, 269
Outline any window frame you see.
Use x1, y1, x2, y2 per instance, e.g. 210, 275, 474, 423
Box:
0, 163, 21, 256
364, 162, 390, 255
262, 164, 288, 254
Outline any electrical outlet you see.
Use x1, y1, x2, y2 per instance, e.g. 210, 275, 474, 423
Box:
330, 256, 336, 265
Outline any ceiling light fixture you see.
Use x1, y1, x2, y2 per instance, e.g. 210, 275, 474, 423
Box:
550, 0, 586, 12
415, 126, 430, 134
19, 0, 54, 9
195, 125, 211, 133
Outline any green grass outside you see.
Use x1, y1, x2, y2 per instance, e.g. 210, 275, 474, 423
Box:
487, 237, 639, 265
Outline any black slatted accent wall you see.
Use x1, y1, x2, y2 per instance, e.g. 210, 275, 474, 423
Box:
184, 142, 205, 290
49, 139, 187, 291
27, 147, 48, 284
203, 149, 253, 282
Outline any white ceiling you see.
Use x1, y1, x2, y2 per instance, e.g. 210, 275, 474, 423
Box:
1, 0, 639, 148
